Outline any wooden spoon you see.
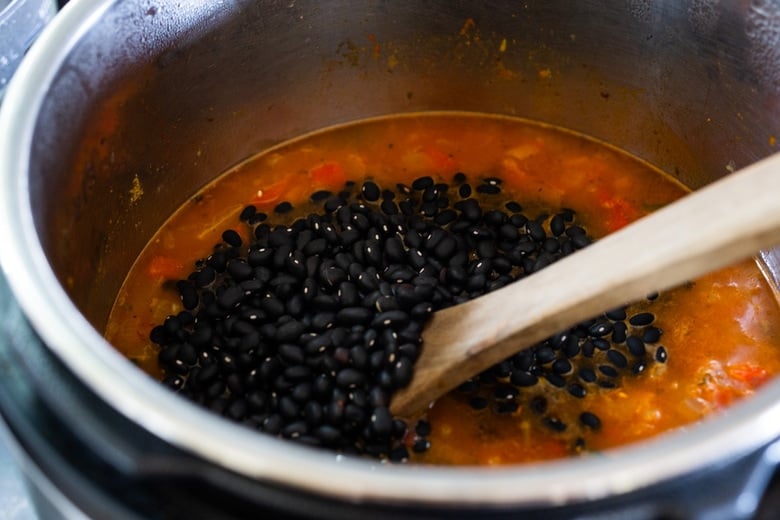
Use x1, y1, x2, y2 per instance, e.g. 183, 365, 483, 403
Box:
390, 153, 780, 417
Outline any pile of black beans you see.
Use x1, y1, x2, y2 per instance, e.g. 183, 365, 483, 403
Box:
150, 172, 667, 460
454, 300, 667, 448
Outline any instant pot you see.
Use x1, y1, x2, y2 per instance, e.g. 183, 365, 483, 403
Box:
2, 0, 780, 518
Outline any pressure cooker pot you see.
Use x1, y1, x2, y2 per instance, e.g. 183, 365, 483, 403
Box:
2, 0, 780, 518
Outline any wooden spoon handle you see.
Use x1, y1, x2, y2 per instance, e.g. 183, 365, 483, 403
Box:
390, 154, 780, 417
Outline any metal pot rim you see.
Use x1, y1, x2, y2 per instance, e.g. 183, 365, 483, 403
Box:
2, 0, 780, 507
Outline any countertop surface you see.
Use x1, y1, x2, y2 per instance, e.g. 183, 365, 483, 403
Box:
0, 430, 35, 520
0, 2, 62, 517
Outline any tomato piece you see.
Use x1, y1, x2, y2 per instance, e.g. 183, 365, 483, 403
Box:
308, 161, 346, 188
251, 180, 290, 205
597, 190, 635, 232
728, 363, 770, 388
147, 255, 185, 279
424, 146, 457, 174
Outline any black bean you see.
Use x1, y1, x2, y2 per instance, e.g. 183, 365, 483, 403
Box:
655, 345, 668, 363
275, 320, 305, 343
528, 254, 552, 273
476, 240, 497, 259
362, 181, 380, 201
352, 213, 371, 233
642, 326, 662, 343
502, 200, 521, 212
299, 236, 326, 257
544, 373, 567, 388
303, 401, 324, 426
632, 361, 647, 375
536, 346, 556, 364
611, 322, 628, 344
626, 336, 646, 357
571, 234, 591, 249
403, 230, 423, 250
274, 201, 294, 214
344, 403, 366, 425
189, 326, 213, 348
222, 229, 243, 247
629, 312, 655, 326
526, 220, 546, 242
543, 417, 567, 432
370, 407, 393, 436
373, 310, 410, 329
392, 357, 414, 387
310, 190, 332, 202
433, 236, 458, 260
412, 438, 431, 453
262, 414, 283, 435
422, 185, 438, 203
310, 311, 335, 331
239, 205, 257, 222
259, 357, 281, 380
411, 176, 434, 190
455, 198, 481, 222
579, 411, 601, 430
542, 237, 560, 253
249, 212, 268, 225
565, 225, 586, 237
598, 365, 619, 378
192, 266, 217, 287
320, 266, 347, 288
336, 368, 365, 388
588, 321, 613, 337
578, 367, 597, 383
291, 381, 313, 402
217, 285, 244, 309
606, 307, 627, 321
177, 281, 199, 310
567, 383, 587, 398
434, 209, 458, 225
510, 371, 538, 387
248, 248, 273, 267
393, 183, 411, 195
278, 344, 305, 365
380, 199, 399, 215
552, 358, 573, 375
383, 237, 405, 263
509, 214, 528, 227
550, 214, 566, 236
607, 349, 628, 368
410, 302, 433, 320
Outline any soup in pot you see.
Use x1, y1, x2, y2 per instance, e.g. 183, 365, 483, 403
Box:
105, 113, 780, 464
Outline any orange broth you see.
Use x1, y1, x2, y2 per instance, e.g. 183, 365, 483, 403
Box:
105, 113, 780, 465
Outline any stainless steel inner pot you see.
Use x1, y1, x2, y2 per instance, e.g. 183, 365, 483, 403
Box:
3, 0, 780, 516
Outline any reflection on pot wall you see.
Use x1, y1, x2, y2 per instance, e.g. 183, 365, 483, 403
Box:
29, 0, 780, 331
